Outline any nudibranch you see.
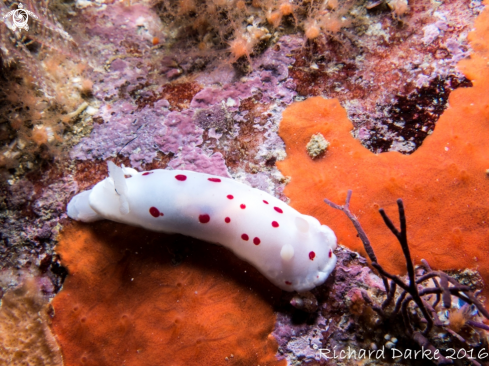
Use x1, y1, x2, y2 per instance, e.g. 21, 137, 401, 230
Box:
67, 162, 337, 292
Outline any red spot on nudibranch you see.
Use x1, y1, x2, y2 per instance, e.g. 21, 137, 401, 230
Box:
329, 250, 332, 258
227, 195, 234, 199
263, 200, 269, 204
208, 178, 221, 182
274, 207, 283, 213
309, 251, 315, 260
253, 237, 261, 245
175, 174, 187, 181
199, 214, 210, 223
142, 172, 153, 176
271, 221, 279, 228
149, 207, 161, 218
240, 204, 246, 209
241, 234, 249, 241
160, 213, 164, 216
285, 281, 292, 285
225, 217, 231, 223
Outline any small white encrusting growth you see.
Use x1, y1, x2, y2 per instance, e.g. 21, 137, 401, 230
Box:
67, 163, 337, 292
306, 133, 330, 159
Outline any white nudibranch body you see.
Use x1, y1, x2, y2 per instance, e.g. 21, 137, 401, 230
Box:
67, 162, 337, 292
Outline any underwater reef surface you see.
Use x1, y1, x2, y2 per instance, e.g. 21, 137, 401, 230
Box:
1, 0, 489, 364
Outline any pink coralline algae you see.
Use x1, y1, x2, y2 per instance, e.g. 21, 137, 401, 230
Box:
71, 2, 300, 177
167, 146, 229, 177
71, 102, 210, 171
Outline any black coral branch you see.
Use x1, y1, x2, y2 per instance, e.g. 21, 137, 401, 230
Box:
325, 191, 489, 365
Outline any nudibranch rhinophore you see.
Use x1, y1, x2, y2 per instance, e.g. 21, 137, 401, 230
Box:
67, 162, 337, 292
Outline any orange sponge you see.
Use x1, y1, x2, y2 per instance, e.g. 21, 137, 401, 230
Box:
52, 222, 284, 366
277, 1, 489, 298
